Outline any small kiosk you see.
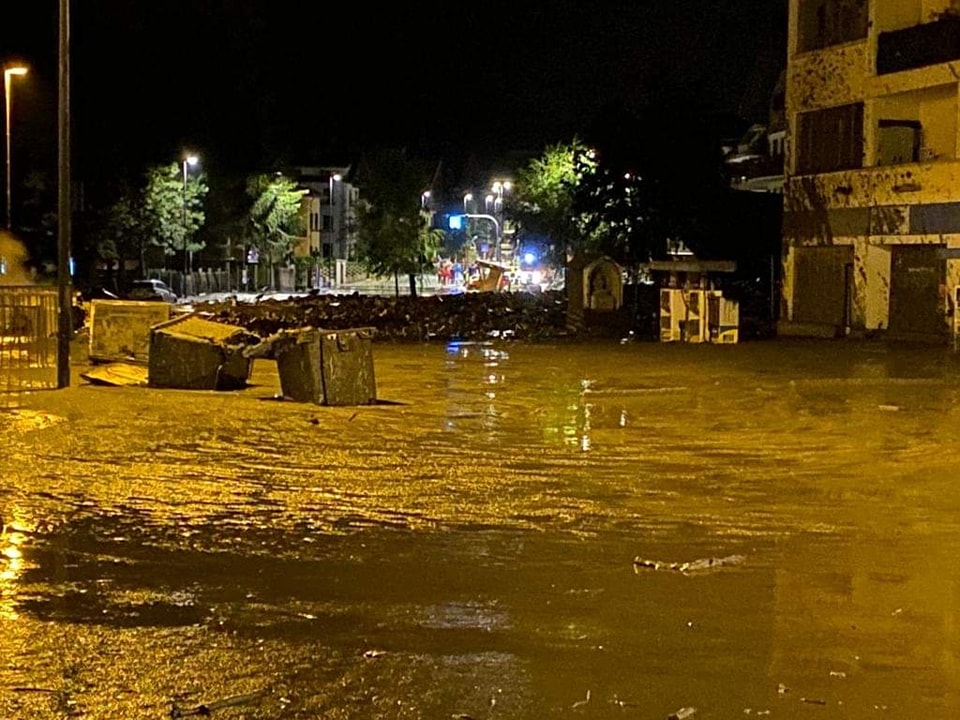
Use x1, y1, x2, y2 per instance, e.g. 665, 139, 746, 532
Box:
645, 259, 740, 344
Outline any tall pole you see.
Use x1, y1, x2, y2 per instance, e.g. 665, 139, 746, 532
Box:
491, 181, 510, 264
57, 0, 72, 388
463, 213, 500, 251
4, 71, 11, 231
329, 172, 341, 259
181, 154, 197, 297
181, 158, 188, 296
4, 66, 27, 231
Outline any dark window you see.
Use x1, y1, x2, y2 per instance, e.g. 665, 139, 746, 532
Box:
877, 15, 960, 75
877, 120, 921, 166
796, 103, 864, 174
322, 214, 332, 231
797, 0, 868, 52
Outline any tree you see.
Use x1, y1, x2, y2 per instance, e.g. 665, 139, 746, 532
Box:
510, 138, 596, 266
354, 148, 439, 297
142, 162, 209, 263
570, 148, 667, 271
89, 182, 146, 289
19, 171, 58, 266
199, 173, 252, 290
244, 173, 307, 268
576, 104, 757, 267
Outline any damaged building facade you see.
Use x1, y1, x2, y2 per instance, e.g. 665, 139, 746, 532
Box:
782, 0, 960, 342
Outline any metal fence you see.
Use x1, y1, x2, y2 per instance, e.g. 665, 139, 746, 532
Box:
0, 286, 60, 406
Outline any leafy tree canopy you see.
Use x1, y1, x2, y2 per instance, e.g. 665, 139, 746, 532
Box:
354, 148, 440, 296
142, 162, 209, 258
509, 137, 596, 266
244, 173, 308, 262
576, 103, 769, 266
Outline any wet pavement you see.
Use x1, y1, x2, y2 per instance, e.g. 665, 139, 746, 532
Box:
1, 338, 960, 719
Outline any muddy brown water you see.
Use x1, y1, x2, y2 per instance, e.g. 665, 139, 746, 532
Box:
1, 338, 959, 719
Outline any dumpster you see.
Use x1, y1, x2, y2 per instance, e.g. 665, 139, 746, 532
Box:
89, 299, 173, 363
148, 313, 260, 390
264, 326, 377, 406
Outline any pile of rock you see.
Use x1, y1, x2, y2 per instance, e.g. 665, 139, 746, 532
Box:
194, 290, 571, 343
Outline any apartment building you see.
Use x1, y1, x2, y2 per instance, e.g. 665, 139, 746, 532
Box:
295, 166, 358, 260
725, 70, 788, 194
781, 0, 960, 341
294, 166, 360, 287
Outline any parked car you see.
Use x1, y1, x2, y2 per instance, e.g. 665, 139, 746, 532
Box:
128, 279, 178, 303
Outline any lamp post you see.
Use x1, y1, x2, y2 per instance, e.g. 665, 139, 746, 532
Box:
4, 65, 28, 231
491, 180, 511, 262
328, 172, 341, 257
463, 192, 473, 213
463, 213, 500, 261
181, 153, 198, 296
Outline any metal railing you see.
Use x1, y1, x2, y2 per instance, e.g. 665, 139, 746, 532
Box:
0, 286, 60, 406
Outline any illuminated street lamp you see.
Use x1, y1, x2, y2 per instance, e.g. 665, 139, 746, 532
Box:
328, 172, 342, 259
463, 192, 473, 213
4, 65, 28, 230
181, 153, 199, 295
490, 180, 511, 262
492, 180, 511, 213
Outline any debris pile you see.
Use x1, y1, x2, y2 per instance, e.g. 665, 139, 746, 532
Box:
195, 290, 571, 342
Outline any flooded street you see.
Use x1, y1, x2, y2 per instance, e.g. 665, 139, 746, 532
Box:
2, 338, 960, 719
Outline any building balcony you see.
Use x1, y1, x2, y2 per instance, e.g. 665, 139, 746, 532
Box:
726, 153, 785, 192
877, 14, 960, 75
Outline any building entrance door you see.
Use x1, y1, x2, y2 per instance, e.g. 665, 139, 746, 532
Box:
888, 245, 946, 341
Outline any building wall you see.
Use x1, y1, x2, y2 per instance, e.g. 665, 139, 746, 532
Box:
294, 166, 359, 270
782, 0, 960, 341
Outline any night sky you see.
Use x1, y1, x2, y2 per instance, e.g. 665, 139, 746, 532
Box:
3, 1, 787, 184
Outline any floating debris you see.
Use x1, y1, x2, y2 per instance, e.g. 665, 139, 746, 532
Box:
667, 707, 696, 720
633, 554, 746, 574
571, 689, 591, 709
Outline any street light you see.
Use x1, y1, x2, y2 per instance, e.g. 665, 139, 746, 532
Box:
4, 65, 28, 230
328, 172, 341, 260
462, 213, 500, 261
463, 192, 473, 213
491, 180, 511, 262
181, 153, 199, 296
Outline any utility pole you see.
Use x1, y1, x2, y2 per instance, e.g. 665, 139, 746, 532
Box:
56, 0, 71, 388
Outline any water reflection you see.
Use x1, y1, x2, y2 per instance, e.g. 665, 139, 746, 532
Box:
1, 340, 960, 717
0, 511, 27, 620
443, 341, 508, 434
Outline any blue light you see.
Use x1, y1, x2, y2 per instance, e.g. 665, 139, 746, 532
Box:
448, 214, 464, 231
523, 251, 537, 265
